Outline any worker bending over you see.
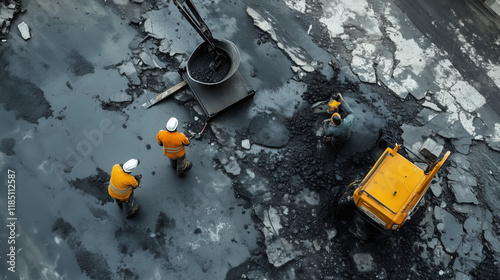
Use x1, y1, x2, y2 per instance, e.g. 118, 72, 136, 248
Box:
156, 117, 192, 177
325, 93, 355, 148
108, 159, 141, 218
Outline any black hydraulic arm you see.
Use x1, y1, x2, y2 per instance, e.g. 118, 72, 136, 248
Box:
173, 0, 216, 51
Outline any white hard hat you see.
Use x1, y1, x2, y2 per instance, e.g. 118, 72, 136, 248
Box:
123, 159, 139, 173
166, 117, 179, 132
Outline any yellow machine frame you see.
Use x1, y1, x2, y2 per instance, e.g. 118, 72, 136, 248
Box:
352, 144, 450, 230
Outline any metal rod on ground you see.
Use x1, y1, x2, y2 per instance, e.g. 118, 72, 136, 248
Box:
189, 122, 208, 140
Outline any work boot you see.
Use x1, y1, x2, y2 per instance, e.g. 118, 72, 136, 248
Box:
123, 196, 139, 218
125, 205, 139, 219
177, 161, 192, 177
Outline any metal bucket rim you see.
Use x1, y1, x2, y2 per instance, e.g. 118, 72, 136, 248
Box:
186, 39, 240, 86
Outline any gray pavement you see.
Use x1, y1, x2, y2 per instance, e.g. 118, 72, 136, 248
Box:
1, 0, 500, 279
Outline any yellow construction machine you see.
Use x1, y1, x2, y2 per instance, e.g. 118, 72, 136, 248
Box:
339, 138, 450, 232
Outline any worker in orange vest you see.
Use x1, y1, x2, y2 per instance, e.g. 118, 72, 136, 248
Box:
156, 117, 192, 177
108, 159, 141, 218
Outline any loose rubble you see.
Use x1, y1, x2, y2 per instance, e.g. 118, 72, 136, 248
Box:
0, 1, 21, 38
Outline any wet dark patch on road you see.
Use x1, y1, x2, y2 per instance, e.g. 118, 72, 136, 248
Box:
156, 211, 176, 231
154, 211, 176, 245
118, 268, 140, 280
0, 137, 16, 155
115, 224, 166, 259
52, 217, 113, 279
249, 113, 290, 148
52, 217, 76, 239
88, 206, 110, 221
69, 168, 112, 205
75, 248, 112, 280
0, 69, 53, 123
67, 49, 95, 77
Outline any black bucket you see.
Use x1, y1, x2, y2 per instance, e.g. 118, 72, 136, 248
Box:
187, 39, 240, 86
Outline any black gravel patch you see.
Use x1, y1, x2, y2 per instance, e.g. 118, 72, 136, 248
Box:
69, 168, 112, 205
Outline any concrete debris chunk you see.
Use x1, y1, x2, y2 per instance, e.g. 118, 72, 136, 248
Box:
264, 234, 298, 267
393, 70, 429, 100
416, 108, 438, 125
376, 51, 409, 99
447, 167, 477, 186
352, 253, 375, 272
109, 91, 132, 103
263, 207, 282, 234
401, 124, 433, 147
484, 230, 500, 254
422, 101, 442, 112
434, 207, 464, 254
485, 126, 500, 151
259, 206, 301, 267
241, 139, 251, 150
450, 182, 478, 205
452, 136, 473, 154
158, 39, 172, 54
451, 153, 471, 170
463, 214, 482, 235
139, 50, 165, 69
17, 21, 30, 40
351, 43, 377, 83
224, 159, 241, 176
455, 235, 484, 273
118, 61, 141, 86
143, 18, 163, 40
420, 137, 443, 161
246, 6, 316, 73
1, 3, 18, 35
429, 181, 442, 197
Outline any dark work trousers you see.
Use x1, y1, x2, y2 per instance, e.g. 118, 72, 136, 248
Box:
115, 191, 139, 218
169, 154, 192, 177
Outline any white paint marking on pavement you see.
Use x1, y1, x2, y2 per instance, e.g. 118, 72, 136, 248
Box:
283, 0, 307, 13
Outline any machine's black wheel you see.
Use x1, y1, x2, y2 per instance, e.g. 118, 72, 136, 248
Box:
335, 181, 358, 220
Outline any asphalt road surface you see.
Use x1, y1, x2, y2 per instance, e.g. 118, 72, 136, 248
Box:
1, 0, 499, 279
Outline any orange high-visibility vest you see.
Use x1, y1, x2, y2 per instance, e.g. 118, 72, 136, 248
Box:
156, 130, 190, 159
108, 164, 138, 201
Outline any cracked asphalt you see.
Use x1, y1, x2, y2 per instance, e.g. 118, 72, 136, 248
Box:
1, 0, 500, 279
